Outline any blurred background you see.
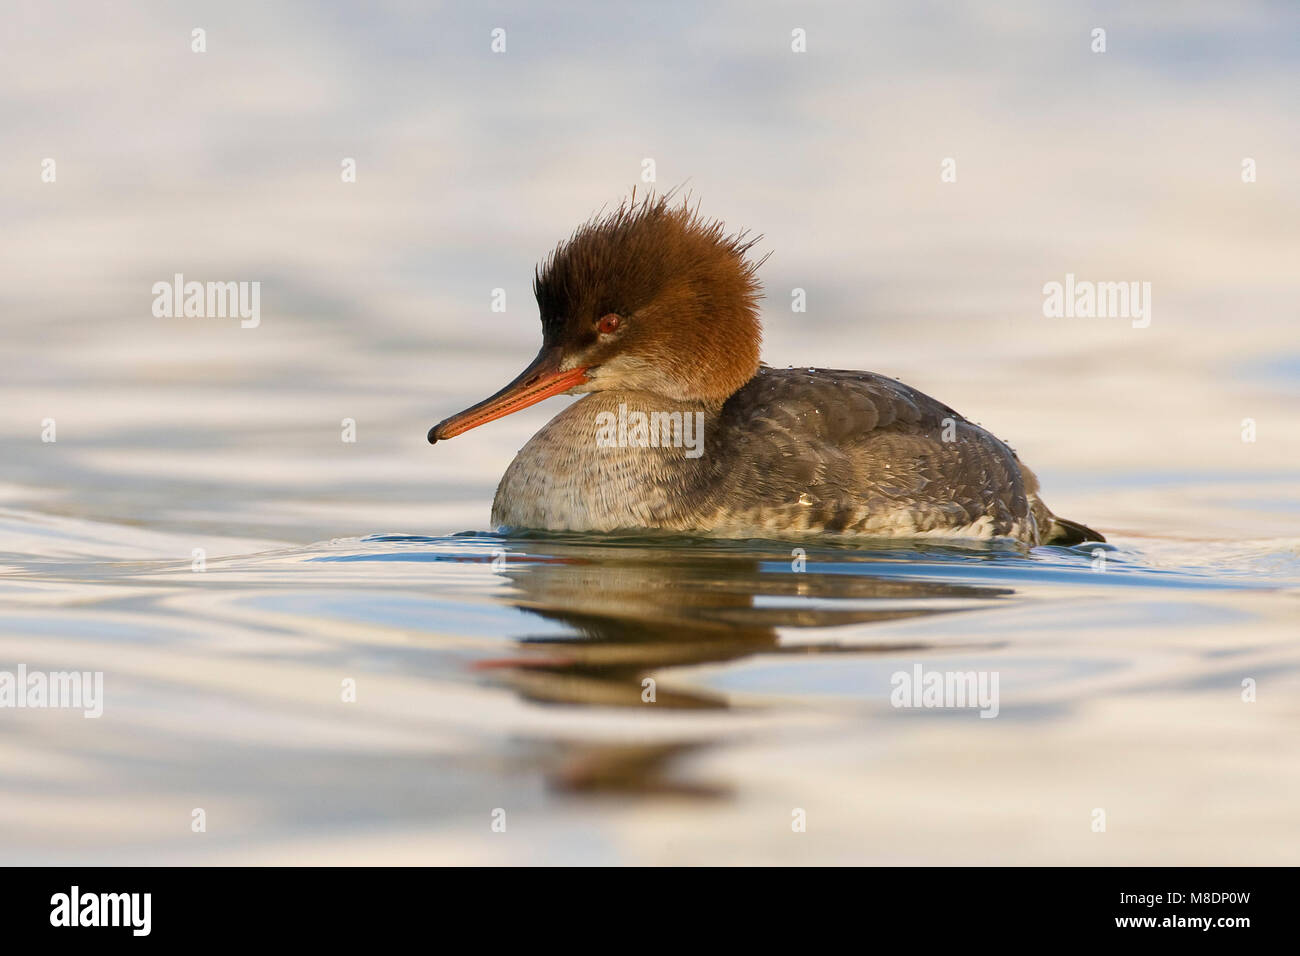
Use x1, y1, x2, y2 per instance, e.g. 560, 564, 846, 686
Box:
1, 1, 1297, 865
3, 0, 1297, 542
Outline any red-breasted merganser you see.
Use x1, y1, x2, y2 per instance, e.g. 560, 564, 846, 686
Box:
428, 195, 1103, 546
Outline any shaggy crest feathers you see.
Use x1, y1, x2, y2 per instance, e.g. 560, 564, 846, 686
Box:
531, 191, 768, 403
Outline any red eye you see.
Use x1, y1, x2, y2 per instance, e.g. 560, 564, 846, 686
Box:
597, 313, 621, 335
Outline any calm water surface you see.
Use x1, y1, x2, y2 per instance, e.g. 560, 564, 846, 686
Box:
2, 480, 1297, 864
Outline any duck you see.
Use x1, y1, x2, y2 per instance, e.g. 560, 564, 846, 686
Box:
428, 194, 1103, 546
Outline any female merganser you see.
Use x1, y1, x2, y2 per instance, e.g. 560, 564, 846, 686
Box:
428, 195, 1102, 546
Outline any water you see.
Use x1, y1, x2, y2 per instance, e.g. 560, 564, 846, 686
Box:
3, 496, 1298, 864
3, 0, 1299, 865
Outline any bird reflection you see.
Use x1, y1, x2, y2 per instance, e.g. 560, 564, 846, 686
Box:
472, 537, 1011, 795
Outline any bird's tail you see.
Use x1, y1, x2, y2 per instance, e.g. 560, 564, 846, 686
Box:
1047, 516, 1106, 546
